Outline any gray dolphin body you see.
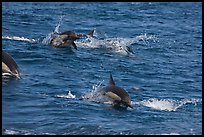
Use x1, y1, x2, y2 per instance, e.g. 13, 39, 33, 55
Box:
2, 50, 20, 79
49, 31, 80, 49
100, 73, 133, 109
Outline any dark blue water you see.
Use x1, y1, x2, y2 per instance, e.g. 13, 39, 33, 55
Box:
2, 2, 202, 135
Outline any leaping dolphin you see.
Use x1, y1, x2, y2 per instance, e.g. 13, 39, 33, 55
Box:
49, 30, 94, 49
100, 73, 133, 109
49, 31, 80, 49
2, 50, 20, 79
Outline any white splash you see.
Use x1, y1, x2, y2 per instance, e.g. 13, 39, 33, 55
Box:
138, 98, 201, 111
55, 91, 76, 99
2, 36, 37, 43
78, 32, 158, 55
42, 15, 64, 45
80, 80, 107, 102
42, 32, 55, 45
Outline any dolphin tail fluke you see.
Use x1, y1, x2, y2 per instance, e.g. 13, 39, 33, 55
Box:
71, 42, 77, 50
109, 73, 115, 85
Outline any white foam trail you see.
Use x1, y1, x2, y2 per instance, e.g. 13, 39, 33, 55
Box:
55, 91, 76, 99
78, 33, 158, 55
2, 36, 37, 43
137, 98, 201, 111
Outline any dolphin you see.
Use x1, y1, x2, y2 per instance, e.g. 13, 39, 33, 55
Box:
100, 73, 133, 109
49, 30, 95, 49
49, 31, 80, 49
2, 50, 20, 79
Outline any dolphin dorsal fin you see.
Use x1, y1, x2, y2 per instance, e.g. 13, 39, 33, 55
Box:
109, 73, 115, 85
87, 29, 94, 37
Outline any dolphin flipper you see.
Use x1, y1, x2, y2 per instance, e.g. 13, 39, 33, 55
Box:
71, 42, 77, 50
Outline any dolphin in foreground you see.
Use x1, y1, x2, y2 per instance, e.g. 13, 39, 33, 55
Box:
100, 73, 133, 109
49, 30, 94, 49
2, 50, 20, 79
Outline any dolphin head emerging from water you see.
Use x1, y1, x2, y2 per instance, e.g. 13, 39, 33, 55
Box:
100, 73, 133, 109
49, 29, 95, 49
50, 31, 80, 49
2, 50, 20, 79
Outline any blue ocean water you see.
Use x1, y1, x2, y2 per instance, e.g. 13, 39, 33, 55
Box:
2, 2, 202, 135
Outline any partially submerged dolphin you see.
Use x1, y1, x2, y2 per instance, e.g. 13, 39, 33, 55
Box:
49, 31, 80, 49
49, 30, 94, 49
100, 73, 133, 109
2, 50, 20, 79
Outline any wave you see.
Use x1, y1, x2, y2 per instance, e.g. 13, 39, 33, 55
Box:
135, 98, 201, 111
2, 36, 37, 43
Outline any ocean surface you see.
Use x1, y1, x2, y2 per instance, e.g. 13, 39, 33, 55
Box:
2, 2, 202, 135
